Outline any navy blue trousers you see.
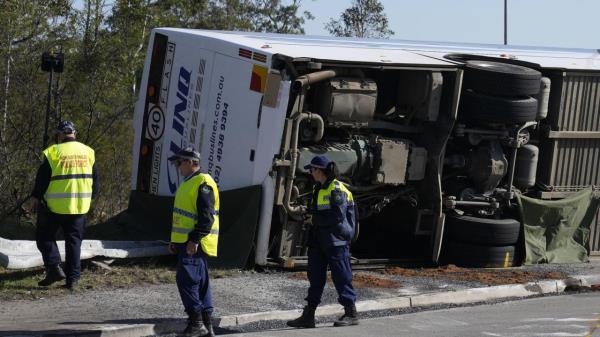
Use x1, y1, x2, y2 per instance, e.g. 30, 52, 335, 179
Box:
306, 244, 357, 308
175, 244, 213, 315
35, 210, 85, 283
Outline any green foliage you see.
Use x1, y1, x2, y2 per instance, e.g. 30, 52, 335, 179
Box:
250, 0, 314, 34
0, 0, 312, 229
325, 0, 394, 39
0, 0, 77, 221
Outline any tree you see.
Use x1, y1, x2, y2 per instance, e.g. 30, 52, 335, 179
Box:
325, 0, 394, 39
142, 0, 312, 34
0, 0, 75, 224
0, 0, 313, 231
250, 0, 314, 34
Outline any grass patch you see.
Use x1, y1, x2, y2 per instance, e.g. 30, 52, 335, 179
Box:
0, 256, 242, 301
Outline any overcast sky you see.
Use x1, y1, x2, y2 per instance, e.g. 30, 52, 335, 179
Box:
300, 0, 600, 49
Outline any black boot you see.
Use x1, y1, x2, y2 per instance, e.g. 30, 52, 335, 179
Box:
65, 279, 79, 292
333, 304, 359, 327
38, 265, 66, 287
201, 311, 215, 337
183, 311, 209, 337
286, 305, 316, 328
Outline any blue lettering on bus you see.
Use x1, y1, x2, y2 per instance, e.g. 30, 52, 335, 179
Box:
167, 66, 192, 193
171, 67, 191, 134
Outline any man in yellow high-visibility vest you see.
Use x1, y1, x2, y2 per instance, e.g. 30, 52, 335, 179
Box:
31, 121, 98, 291
168, 146, 219, 337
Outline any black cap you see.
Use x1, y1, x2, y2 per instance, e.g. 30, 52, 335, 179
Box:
56, 120, 76, 134
168, 146, 201, 162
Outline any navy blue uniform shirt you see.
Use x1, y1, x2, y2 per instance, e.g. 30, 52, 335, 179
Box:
309, 179, 356, 248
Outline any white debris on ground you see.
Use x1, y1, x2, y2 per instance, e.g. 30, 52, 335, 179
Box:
0, 237, 170, 269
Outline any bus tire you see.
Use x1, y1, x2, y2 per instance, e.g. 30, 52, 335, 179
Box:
443, 241, 516, 268
460, 91, 538, 124
445, 215, 521, 246
463, 60, 542, 96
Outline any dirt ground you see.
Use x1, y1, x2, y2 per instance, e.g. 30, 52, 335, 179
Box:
381, 264, 568, 286
289, 264, 569, 289
290, 272, 400, 289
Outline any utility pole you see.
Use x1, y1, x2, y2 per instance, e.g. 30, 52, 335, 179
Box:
40, 51, 64, 149
504, 0, 508, 45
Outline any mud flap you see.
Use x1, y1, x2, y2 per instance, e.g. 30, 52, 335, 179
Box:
210, 185, 261, 268
432, 212, 445, 263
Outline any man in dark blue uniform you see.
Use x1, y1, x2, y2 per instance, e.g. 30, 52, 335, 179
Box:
31, 121, 99, 291
287, 155, 359, 328
168, 147, 219, 337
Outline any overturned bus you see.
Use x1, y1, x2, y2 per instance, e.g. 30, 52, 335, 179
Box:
130, 28, 600, 268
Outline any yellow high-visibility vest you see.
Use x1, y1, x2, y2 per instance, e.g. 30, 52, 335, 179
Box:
43, 141, 95, 215
316, 179, 353, 210
171, 173, 219, 257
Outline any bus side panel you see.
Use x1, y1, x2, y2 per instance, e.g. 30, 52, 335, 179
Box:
199, 54, 267, 191
153, 43, 215, 195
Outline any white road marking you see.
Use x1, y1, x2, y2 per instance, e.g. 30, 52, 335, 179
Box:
522, 318, 597, 322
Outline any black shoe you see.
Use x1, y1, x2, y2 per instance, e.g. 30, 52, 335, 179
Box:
333, 304, 359, 327
201, 311, 215, 337
183, 312, 210, 337
38, 265, 66, 287
65, 280, 79, 292
287, 305, 316, 328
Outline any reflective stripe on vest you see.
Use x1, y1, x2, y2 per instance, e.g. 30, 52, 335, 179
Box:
43, 142, 95, 215
316, 179, 354, 210
171, 227, 220, 235
50, 174, 94, 181
171, 173, 220, 257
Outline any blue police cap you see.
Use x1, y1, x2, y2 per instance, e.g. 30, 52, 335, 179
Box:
304, 155, 331, 170
168, 146, 201, 162
56, 120, 76, 134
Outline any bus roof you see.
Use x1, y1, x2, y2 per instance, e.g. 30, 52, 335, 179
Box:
158, 28, 600, 71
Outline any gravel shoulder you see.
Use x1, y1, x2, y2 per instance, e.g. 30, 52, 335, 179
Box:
1, 260, 599, 336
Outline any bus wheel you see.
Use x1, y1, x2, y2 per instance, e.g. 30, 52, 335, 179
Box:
463, 60, 542, 96
445, 215, 521, 246
460, 90, 538, 124
443, 241, 516, 268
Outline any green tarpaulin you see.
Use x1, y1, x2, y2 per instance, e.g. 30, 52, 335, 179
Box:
515, 188, 600, 264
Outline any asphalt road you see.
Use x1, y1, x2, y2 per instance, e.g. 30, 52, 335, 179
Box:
224, 292, 600, 337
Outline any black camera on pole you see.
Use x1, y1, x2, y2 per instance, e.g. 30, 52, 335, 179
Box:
41, 52, 64, 73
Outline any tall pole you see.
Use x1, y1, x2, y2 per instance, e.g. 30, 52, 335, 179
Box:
43, 68, 53, 149
41, 51, 63, 149
504, 0, 508, 45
